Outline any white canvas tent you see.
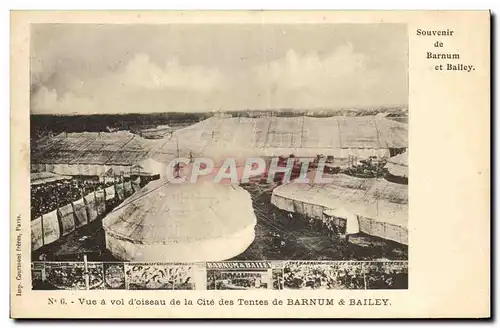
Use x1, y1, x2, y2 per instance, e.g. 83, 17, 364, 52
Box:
271, 175, 408, 245
31, 117, 408, 176
31, 172, 72, 185
30, 131, 168, 176
154, 115, 408, 161
102, 180, 257, 262
385, 151, 408, 178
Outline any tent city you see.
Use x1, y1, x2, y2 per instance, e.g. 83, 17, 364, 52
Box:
29, 23, 409, 291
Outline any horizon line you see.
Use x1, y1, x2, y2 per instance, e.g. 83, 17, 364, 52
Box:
30, 105, 409, 116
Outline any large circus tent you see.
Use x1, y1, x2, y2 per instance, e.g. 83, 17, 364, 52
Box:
30, 115, 408, 175
271, 174, 408, 245
102, 178, 257, 262
153, 115, 408, 161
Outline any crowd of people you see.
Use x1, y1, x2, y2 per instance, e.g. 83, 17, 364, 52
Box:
342, 157, 388, 178
207, 271, 268, 290
221, 272, 268, 289
283, 262, 365, 290
271, 154, 388, 184
30, 175, 145, 220
283, 261, 408, 290
364, 261, 408, 289
242, 153, 391, 186
305, 216, 345, 237
31, 177, 119, 220
44, 263, 104, 290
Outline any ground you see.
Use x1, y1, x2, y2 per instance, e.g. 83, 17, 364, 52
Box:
33, 183, 407, 262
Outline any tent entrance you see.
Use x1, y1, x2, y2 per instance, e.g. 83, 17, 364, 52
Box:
323, 208, 360, 236
331, 216, 347, 235
389, 147, 406, 157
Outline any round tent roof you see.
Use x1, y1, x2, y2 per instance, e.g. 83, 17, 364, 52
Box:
102, 179, 256, 244
386, 151, 408, 177
387, 151, 408, 166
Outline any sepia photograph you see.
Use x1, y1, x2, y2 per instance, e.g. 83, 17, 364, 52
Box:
28, 22, 409, 290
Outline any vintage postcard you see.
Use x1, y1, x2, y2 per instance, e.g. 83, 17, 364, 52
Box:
10, 10, 490, 318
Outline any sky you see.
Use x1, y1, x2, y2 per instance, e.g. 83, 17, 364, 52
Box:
31, 24, 408, 114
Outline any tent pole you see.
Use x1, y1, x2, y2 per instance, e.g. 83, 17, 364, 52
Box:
83, 254, 89, 290
40, 213, 45, 248
93, 185, 97, 217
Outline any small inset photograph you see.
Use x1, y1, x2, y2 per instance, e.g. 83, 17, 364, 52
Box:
103, 263, 125, 289
41, 262, 104, 290
363, 261, 408, 289
207, 271, 269, 290
283, 261, 365, 290
125, 263, 195, 290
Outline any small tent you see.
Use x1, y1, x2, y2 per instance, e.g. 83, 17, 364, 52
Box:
135, 158, 168, 178
385, 151, 408, 179
31, 172, 72, 186
323, 207, 360, 235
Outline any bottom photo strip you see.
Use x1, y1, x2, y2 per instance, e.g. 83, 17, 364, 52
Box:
31, 261, 408, 291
